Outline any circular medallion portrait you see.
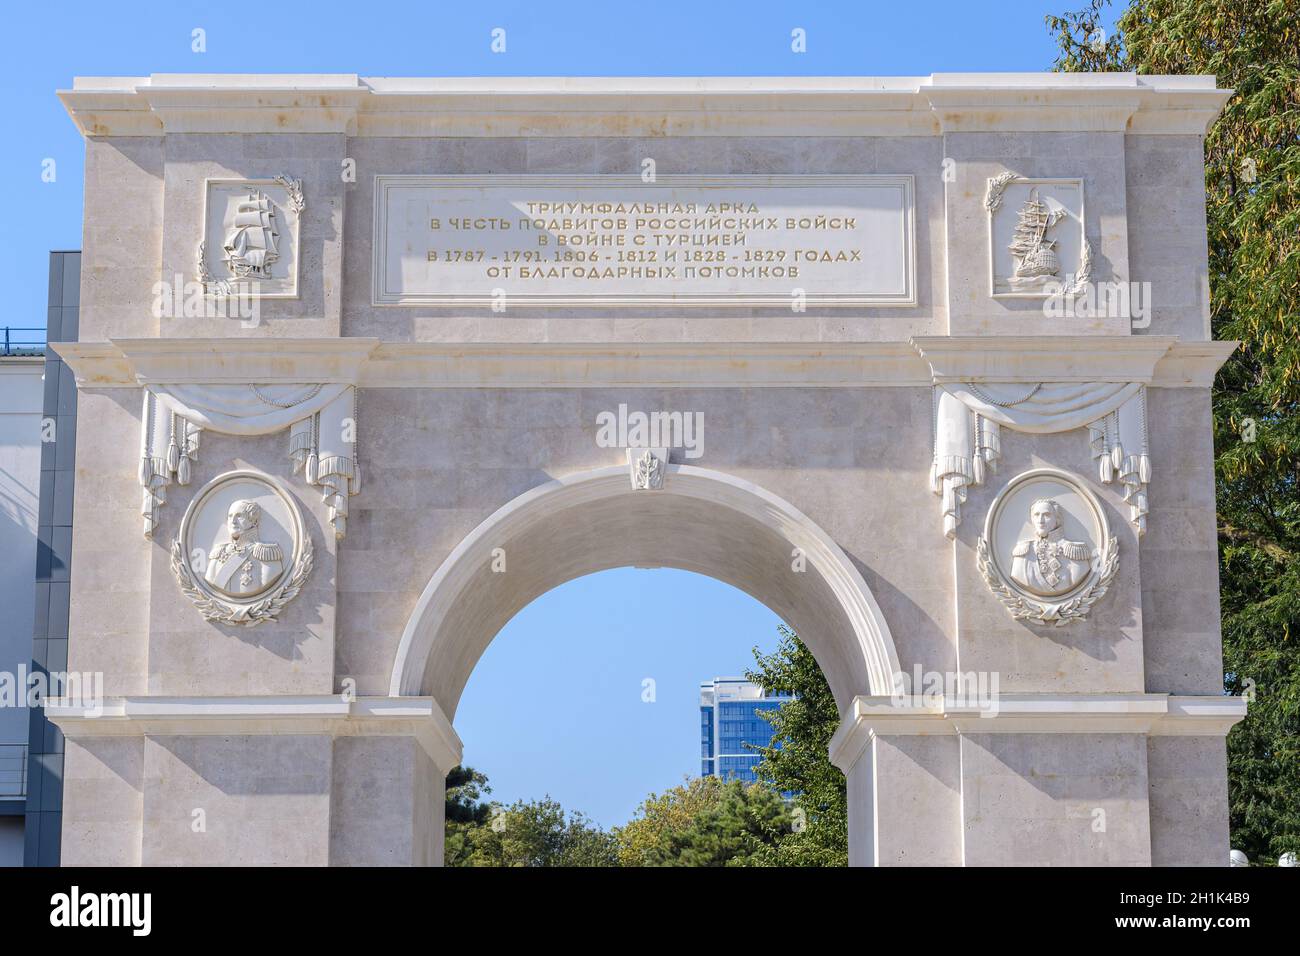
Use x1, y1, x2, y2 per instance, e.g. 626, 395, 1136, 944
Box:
171, 470, 312, 626
977, 467, 1117, 626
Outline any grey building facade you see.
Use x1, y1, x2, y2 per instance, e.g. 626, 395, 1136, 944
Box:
23, 251, 80, 866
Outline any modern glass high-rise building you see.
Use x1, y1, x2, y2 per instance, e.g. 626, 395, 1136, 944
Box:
699, 677, 793, 783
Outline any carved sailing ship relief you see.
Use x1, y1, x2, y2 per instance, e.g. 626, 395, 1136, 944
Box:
224, 189, 280, 279
985, 175, 1089, 297
1007, 187, 1064, 288
199, 176, 305, 298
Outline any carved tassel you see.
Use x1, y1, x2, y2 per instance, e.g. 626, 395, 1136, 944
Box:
1099, 455, 1113, 483
1139, 453, 1151, 484
352, 459, 362, 494
165, 413, 180, 473
177, 453, 192, 486
972, 452, 985, 486
929, 458, 939, 495
984, 420, 1001, 473
1110, 444, 1123, 471
305, 412, 320, 484
139, 390, 154, 484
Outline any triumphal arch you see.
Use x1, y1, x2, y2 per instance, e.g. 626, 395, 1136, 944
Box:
49, 74, 1243, 865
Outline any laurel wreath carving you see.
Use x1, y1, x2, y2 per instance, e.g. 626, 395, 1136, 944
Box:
171, 534, 314, 628
984, 171, 1018, 213
273, 174, 306, 214
196, 240, 233, 298
1061, 238, 1094, 296
976, 534, 1118, 627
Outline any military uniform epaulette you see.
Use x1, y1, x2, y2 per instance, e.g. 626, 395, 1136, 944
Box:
1012, 538, 1090, 561
1058, 540, 1091, 561
251, 542, 283, 562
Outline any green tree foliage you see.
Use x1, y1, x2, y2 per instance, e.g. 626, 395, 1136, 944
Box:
443, 765, 494, 865
617, 776, 791, 867
1047, 0, 1300, 863
612, 775, 733, 866
444, 765, 492, 824
449, 794, 619, 867
1045, 0, 1128, 72
743, 625, 849, 866
447, 627, 844, 866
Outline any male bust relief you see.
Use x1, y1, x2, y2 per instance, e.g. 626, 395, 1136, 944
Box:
1009, 497, 1091, 597
204, 499, 284, 598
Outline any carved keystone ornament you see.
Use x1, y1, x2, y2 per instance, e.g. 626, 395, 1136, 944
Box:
976, 467, 1118, 626
627, 447, 668, 490
171, 470, 313, 627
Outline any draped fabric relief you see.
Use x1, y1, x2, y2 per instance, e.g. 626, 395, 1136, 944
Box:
140, 384, 361, 539
931, 382, 1150, 538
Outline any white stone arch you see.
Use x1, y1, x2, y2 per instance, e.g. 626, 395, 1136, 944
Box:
390, 464, 900, 718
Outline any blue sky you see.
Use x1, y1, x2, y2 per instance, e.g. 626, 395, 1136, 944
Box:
459, 568, 784, 828
9, 0, 1121, 828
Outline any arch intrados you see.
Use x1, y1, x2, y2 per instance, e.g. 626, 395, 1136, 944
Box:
389, 465, 899, 716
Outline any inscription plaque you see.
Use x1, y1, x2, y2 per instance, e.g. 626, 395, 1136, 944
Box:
372, 174, 915, 306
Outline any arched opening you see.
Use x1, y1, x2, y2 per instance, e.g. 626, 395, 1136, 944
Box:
453, 566, 789, 840
387, 464, 899, 865
391, 464, 899, 717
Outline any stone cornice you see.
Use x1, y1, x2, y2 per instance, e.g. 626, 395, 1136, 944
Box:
828, 693, 1249, 772
1145, 340, 1241, 387
45, 694, 464, 773
913, 335, 1236, 386
55, 338, 383, 386
51, 337, 1235, 389
364, 341, 929, 388
58, 73, 1231, 138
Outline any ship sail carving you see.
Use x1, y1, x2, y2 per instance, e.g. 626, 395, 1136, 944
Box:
223, 189, 280, 279
1008, 187, 1063, 285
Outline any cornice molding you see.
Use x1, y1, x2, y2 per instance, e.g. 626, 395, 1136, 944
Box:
54, 338, 382, 386
1147, 339, 1240, 387
50, 337, 1235, 389
912, 335, 1236, 385
364, 341, 930, 388
828, 693, 1248, 772
58, 73, 1231, 138
914, 334, 1177, 382
45, 694, 464, 773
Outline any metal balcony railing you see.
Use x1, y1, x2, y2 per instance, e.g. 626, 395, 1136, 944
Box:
0, 744, 28, 798
2, 327, 46, 356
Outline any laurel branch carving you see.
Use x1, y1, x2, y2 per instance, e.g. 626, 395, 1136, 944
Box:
171, 534, 314, 628
984, 171, 1018, 213
976, 534, 1118, 627
274, 174, 306, 214
196, 239, 233, 297
1061, 238, 1094, 296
